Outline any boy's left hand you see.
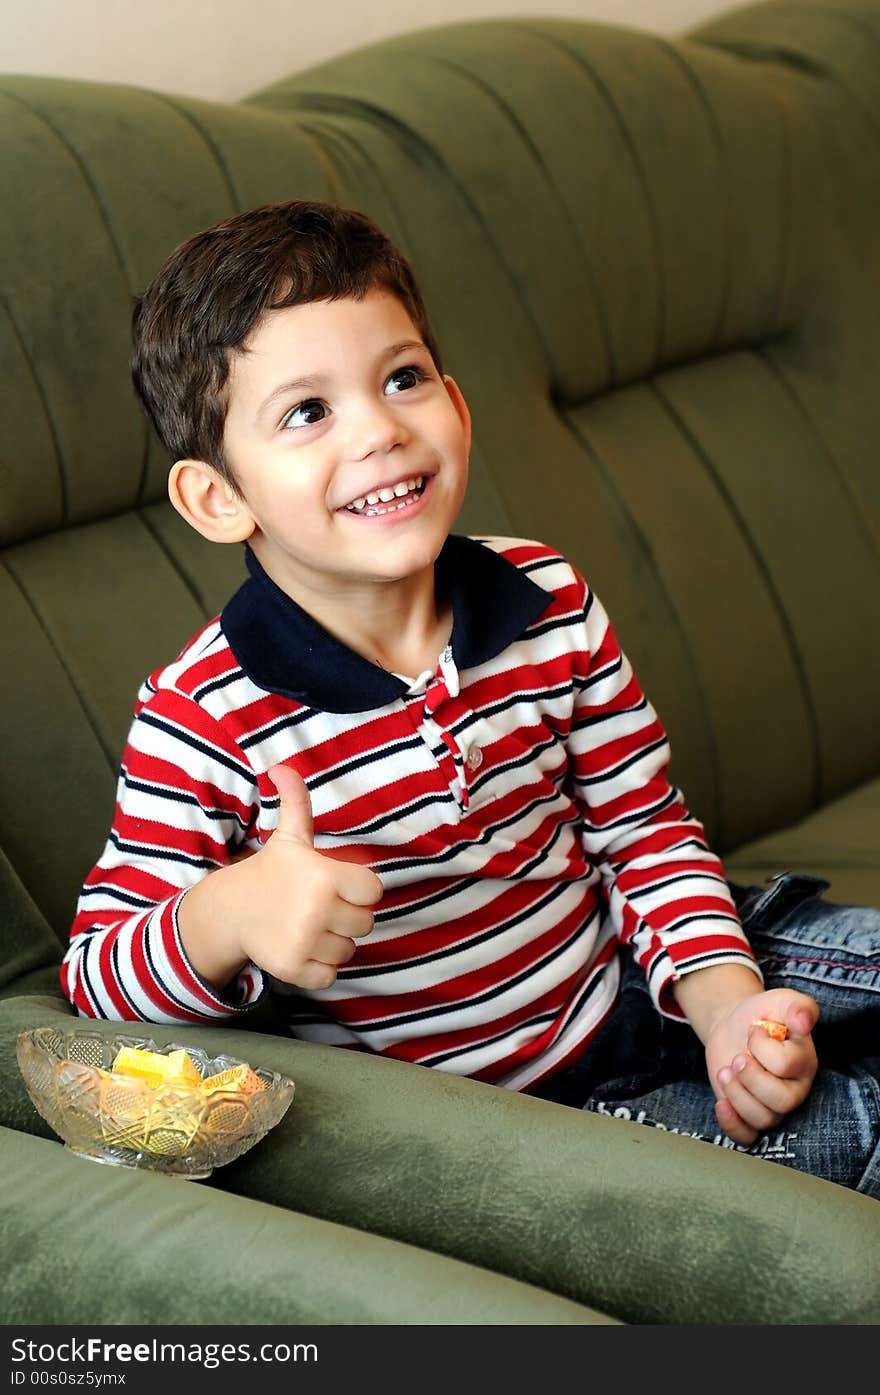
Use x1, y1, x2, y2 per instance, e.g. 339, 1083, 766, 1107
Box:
705, 989, 819, 1146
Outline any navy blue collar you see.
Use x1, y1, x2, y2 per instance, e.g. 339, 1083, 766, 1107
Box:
221, 536, 551, 713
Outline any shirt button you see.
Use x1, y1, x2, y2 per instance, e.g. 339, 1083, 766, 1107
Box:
465, 745, 483, 772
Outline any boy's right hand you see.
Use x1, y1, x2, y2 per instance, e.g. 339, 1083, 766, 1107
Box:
178, 762, 382, 993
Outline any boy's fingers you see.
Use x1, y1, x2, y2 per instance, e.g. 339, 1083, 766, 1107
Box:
727, 1053, 800, 1115
330, 902, 375, 940
268, 762, 315, 848
786, 994, 819, 1038
314, 930, 362, 967
294, 960, 339, 992
298, 935, 375, 989
757, 991, 818, 1040
746, 1028, 812, 1081
716, 1071, 778, 1133
714, 1097, 758, 1146
338, 863, 384, 907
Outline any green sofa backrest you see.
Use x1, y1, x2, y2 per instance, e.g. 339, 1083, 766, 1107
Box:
2, 1, 880, 983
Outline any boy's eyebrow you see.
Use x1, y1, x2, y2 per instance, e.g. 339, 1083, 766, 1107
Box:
255, 340, 428, 420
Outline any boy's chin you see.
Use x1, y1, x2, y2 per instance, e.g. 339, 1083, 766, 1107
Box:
344, 519, 454, 576
354, 542, 446, 586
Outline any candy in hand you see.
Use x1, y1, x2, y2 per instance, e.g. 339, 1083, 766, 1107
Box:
751, 1018, 788, 1041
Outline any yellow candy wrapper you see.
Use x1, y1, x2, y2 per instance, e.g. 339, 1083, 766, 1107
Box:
111, 1045, 202, 1089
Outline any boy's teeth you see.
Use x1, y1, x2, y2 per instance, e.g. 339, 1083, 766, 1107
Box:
346, 477, 424, 514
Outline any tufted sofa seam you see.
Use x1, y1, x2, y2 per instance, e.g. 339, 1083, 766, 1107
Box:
120, 89, 243, 504
650, 368, 823, 826
135, 506, 214, 619
0, 290, 67, 532
756, 344, 880, 556
258, 86, 563, 412
500, 21, 667, 377
652, 39, 735, 349
694, 4, 880, 140
0, 85, 148, 527
389, 45, 618, 389
0, 551, 119, 774
553, 398, 723, 836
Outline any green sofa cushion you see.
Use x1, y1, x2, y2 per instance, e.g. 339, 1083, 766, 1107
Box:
727, 776, 880, 905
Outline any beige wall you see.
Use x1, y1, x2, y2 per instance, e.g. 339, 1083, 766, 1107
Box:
4, 0, 737, 100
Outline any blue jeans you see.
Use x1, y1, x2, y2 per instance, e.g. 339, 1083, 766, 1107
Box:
528, 873, 880, 1197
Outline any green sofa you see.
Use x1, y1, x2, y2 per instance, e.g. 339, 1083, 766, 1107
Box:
1, 0, 878, 1325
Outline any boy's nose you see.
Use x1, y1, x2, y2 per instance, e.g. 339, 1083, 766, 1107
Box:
345, 399, 408, 460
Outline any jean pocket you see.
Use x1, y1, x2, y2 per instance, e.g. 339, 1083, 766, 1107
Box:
738, 870, 831, 935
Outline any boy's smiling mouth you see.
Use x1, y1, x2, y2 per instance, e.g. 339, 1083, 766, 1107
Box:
342, 475, 426, 517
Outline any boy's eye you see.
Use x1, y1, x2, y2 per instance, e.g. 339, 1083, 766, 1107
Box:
282, 399, 326, 429
385, 365, 425, 395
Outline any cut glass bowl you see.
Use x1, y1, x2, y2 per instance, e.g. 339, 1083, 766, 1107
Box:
16, 1026, 295, 1180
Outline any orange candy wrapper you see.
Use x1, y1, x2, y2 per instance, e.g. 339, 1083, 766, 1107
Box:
201, 1062, 266, 1096
750, 1018, 789, 1041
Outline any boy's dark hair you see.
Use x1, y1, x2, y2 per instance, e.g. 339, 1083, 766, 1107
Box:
131, 200, 442, 488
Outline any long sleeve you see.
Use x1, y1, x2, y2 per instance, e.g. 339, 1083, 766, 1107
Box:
566, 577, 761, 1018
62, 680, 265, 1024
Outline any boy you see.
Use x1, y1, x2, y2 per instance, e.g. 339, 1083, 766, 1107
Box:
64, 201, 879, 1193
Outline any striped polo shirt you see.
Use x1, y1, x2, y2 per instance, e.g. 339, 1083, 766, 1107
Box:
63, 535, 758, 1090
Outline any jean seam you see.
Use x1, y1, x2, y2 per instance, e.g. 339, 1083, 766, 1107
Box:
758, 954, 878, 972
852, 1067, 880, 1196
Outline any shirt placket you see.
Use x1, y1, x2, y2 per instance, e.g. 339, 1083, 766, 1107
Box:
410, 646, 481, 813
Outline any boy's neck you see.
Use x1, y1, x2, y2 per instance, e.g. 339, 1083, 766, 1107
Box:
252, 547, 452, 679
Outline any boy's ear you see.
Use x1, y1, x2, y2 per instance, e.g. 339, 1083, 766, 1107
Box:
443, 375, 472, 457
168, 460, 255, 544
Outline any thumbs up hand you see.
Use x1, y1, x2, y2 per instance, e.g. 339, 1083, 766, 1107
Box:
268, 760, 317, 848
245, 762, 383, 989
177, 762, 382, 994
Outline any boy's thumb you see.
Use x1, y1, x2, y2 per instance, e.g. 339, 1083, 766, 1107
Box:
267, 762, 314, 848
785, 990, 820, 1038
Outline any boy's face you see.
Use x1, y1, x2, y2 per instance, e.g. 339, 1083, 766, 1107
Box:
219, 289, 471, 605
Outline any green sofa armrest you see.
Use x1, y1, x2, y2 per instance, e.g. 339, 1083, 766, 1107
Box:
0, 1126, 608, 1325
3, 997, 877, 1325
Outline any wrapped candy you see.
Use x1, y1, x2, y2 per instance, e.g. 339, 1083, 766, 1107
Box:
751, 1018, 789, 1041
111, 1045, 202, 1088
201, 1062, 266, 1096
